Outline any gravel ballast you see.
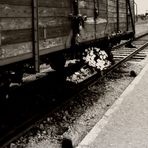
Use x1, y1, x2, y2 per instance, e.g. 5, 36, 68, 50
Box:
8, 56, 148, 148
6, 22, 148, 148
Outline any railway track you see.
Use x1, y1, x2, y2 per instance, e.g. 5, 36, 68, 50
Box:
1, 32, 148, 148
108, 36, 148, 73
81, 33, 148, 88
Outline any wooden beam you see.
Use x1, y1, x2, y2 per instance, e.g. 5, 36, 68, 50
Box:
117, 0, 119, 32
127, 0, 135, 34
32, 0, 40, 72
126, 0, 129, 31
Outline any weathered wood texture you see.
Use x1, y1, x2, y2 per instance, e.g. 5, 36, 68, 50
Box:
107, 0, 134, 33
0, 0, 72, 63
78, 0, 95, 41
0, 0, 135, 65
107, 0, 117, 33
119, 0, 126, 31
78, 0, 108, 42
0, 0, 70, 7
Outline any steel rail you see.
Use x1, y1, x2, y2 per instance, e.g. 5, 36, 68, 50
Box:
87, 34, 148, 88
105, 42, 148, 75
113, 32, 148, 50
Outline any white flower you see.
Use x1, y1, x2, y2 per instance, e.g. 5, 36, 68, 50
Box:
72, 74, 77, 80
94, 47, 100, 52
80, 68, 85, 73
97, 59, 101, 63
75, 72, 80, 75
83, 57, 86, 60
90, 51, 93, 56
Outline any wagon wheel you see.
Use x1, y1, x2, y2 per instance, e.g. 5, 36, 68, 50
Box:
49, 53, 66, 82
49, 53, 66, 71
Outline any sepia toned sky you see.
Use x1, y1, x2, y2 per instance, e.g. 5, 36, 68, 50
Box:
135, 0, 148, 14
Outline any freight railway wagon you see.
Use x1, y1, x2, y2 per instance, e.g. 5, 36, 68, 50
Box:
0, 0, 135, 96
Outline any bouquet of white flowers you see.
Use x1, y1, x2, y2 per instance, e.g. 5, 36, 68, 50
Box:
83, 47, 111, 70
66, 47, 111, 83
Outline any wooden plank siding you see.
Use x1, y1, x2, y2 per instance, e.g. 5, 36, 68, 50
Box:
127, 0, 135, 31
107, 0, 134, 34
78, 0, 108, 42
38, 0, 72, 53
119, 0, 127, 31
0, 0, 135, 66
1, 26, 70, 45
0, 1, 33, 60
78, 0, 95, 42
0, 6, 71, 18
0, 0, 72, 64
107, 0, 117, 33
0, 0, 70, 7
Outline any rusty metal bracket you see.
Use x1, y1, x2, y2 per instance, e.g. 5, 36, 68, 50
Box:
70, 0, 87, 46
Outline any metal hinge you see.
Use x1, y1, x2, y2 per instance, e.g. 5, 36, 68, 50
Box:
70, 0, 87, 45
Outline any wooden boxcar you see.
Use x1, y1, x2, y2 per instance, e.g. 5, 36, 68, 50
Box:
0, 0, 135, 91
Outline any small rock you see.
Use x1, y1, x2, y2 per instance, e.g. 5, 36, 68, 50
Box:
106, 104, 110, 107
43, 120, 46, 124
130, 70, 137, 77
43, 130, 47, 134
10, 143, 17, 148
52, 98, 56, 102
65, 111, 69, 116
61, 138, 73, 148
47, 117, 50, 122
40, 124, 44, 130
